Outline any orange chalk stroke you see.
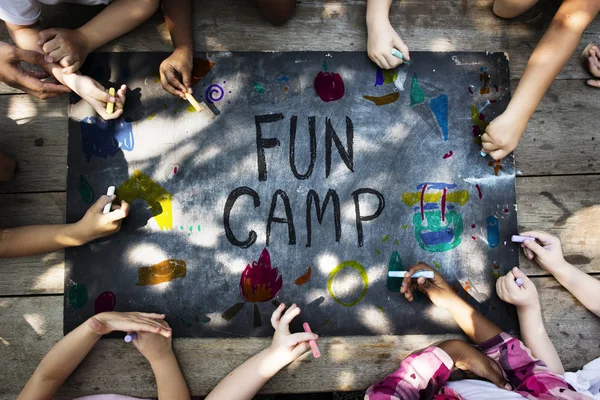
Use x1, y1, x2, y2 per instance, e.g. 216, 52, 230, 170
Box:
488, 160, 503, 176
294, 267, 312, 285
137, 259, 186, 286
116, 170, 173, 230
479, 71, 490, 94
191, 59, 215, 86
363, 92, 400, 106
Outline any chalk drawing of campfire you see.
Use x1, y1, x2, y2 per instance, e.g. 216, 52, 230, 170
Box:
402, 183, 469, 252
221, 248, 283, 328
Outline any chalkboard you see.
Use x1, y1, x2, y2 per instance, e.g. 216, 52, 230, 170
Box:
65, 51, 519, 338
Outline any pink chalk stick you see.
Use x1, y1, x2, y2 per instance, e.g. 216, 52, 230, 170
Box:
511, 235, 535, 243
302, 322, 321, 358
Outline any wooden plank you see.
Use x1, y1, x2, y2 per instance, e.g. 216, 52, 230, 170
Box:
0, 174, 598, 296
0, 0, 598, 96
0, 275, 598, 399
516, 175, 600, 275
0, 95, 68, 193
0, 192, 65, 296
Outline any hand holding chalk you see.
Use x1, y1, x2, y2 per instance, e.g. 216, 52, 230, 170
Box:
511, 235, 535, 243
185, 92, 203, 112
106, 87, 115, 114
303, 322, 321, 358
268, 304, 319, 368
518, 231, 569, 276
389, 270, 434, 279
103, 186, 116, 214
391, 48, 410, 65
124, 332, 137, 342
88, 312, 171, 336
400, 263, 459, 310
496, 267, 539, 310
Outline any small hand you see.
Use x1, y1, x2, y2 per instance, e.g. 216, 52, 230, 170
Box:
266, 303, 319, 369
38, 28, 89, 74
72, 76, 126, 120
0, 41, 71, 99
75, 194, 130, 243
400, 263, 458, 309
133, 320, 175, 364
496, 267, 540, 311
438, 340, 511, 390
160, 47, 193, 99
481, 110, 528, 160
87, 311, 172, 337
367, 20, 410, 70
587, 45, 600, 88
518, 231, 570, 275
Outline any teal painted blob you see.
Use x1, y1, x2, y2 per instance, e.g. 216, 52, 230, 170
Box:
78, 175, 94, 204
413, 210, 464, 252
410, 74, 426, 106
68, 283, 88, 309
252, 82, 266, 93
386, 251, 406, 292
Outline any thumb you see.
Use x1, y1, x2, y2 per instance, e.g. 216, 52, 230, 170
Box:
523, 239, 544, 257
511, 267, 526, 280
12, 47, 53, 64
92, 195, 114, 213
105, 201, 129, 222
38, 28, 58, 46
587, 79, 600, 88
392, 34, 410, 61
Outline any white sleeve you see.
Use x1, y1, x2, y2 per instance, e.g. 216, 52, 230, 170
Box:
0, 0, 41, 26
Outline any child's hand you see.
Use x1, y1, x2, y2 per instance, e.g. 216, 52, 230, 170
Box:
87, 311, 172, 337
160, 47, 193, 99
133, 321, 175, 364
438, 340, 511, 390
481, 110, 528, 160
38, 28, 89, 74
496, 267, 540, 311
72, 77, 126, 120
75, 195, 130, 243
265, 303, 319, 370
400, 263, 458, 309
519, 231, 570, 275
367, 20, 410, 70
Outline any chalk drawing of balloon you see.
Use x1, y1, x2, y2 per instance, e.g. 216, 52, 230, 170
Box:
205, 84, 225, 104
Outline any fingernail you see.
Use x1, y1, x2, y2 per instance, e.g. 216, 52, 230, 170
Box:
188, 88, 193, 94
44, 55, 53, 63
505, 383, 512, 390
109, 97, 116, 103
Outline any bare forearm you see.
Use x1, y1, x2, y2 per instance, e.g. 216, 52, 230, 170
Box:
78, 0, 159, 51
509, 0, 600, 120
150, 354, 190, 400
553, 262, 600, 317
162, 0, 193, 50
447, 297, 502, 344
206, 348, 283, 400
366, 0, 392, 26
17, 321, 101, 400
0, 223, 90, 257
517, 305, 564, 374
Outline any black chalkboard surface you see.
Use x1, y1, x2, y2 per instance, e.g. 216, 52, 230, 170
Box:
64, 51, 518, 338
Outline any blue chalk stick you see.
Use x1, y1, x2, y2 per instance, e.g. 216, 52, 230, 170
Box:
124, 333, 137, 343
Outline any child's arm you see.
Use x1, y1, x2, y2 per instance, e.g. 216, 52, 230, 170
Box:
205, 303, 318, 400
400, 263, 502, 344
0, 195, 128, 257
520, 230, 600, 317
366, 0, 410, 69
133, 321, 190, 400
37, 0, 160, 74
6, 23, 126, 120
17, 311, 172, 400
482, 0, 600, 160
496, 267, 564, 374
159, 0, 193, 99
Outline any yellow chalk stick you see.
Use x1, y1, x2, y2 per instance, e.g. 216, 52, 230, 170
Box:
185, 92, 202, 112
106, 87, 115, 115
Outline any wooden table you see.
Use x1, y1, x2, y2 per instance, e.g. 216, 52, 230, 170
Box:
1, 1, 599, 398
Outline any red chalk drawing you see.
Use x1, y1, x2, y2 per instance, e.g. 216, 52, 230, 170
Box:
472, 236, 477, 240
443, 151, 453, 159
173, 167, 178, 174
471, 224, 476, 229
314, 71, 345, 102
240, 248, 283, 302
476, 184, 483, 199
94, 291, 116, 314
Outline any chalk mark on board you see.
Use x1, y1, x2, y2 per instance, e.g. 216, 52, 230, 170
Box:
137, 259, 187, 286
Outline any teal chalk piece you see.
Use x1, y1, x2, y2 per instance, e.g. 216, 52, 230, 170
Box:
386, 251, 406, 292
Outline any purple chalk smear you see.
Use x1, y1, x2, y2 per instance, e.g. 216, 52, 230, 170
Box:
511, 235, 535, 243
515, 278, 524, 287
124, 333, 137, 343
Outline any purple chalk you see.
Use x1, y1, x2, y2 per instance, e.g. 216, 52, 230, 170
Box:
511, 235, 535, 243
124, 333, 137, 343
515, 278, 524, 287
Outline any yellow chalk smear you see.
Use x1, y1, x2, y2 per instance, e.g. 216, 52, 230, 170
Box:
402, 190, 469, 206
106, 87, 115, 114
185, 92, 202, 112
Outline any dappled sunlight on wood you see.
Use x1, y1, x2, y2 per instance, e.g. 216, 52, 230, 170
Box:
31, 263, 64, 292
23, 313, 46, 336
321, 2, 345, 19
359, 304, 392, 334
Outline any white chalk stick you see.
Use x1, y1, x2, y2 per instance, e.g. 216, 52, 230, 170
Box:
388, 270, 434, 279
511, 235, 535, 243
103, 186, 116, 214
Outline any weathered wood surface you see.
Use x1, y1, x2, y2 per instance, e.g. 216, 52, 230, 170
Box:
0, 275, 597, 399
0, 173, 598, 296
0, 0, 598, 97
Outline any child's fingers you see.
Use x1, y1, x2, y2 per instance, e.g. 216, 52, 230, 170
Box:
38, 28, 58, 46
106, 202, 129, 222
587, 79, 600, 88
288, 332, 318, 346
519, 230, 556, 246
92, 194, 115, 212
279, 304, 301, 334
383, 53, 401, 68
488, 149, 506, 160
481, 141, 498, 152
511, 266, 526, 280
291, 342, 311, 358
392, 35, 410, 61
136, 312, 166, 320
270, 303, 286, 330
62, 61, 81, 75
165, 69, 186, 95
181, 68, 192, 92
41, 39, 60, 55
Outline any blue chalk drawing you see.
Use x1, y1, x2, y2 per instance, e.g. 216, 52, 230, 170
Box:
486, 216, 499, 248
276, 76, 290, 83
429, 94, 449, 141
374, 67, 384, 86
80, 117, 134, 162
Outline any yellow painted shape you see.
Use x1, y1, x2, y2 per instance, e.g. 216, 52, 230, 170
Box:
137, 259, 186, 286
242, 279, 273, 302
402, 190, 469, 206
148, 113, 157, 121
116, 170, 173, 230
383, 69, 397, 84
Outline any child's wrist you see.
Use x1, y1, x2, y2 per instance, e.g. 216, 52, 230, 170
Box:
261, 347, 288, 376
70, 220, 95, 246
366, 9, 390, 29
